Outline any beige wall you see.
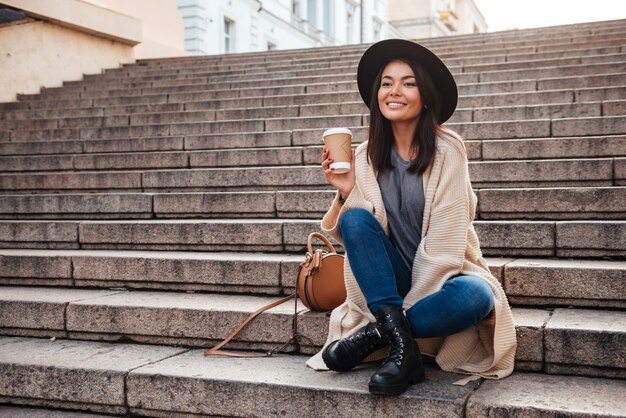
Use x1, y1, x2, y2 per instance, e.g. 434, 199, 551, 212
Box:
85, 0, 188, 59
1, 0, 142, 43
0, 0, 188, 103
0, 19, 134, 103
389, 0, 487, 37
389, 0, 432, 21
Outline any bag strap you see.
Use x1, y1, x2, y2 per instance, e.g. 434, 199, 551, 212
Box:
204, 232, 329, 358
203, 293, 297, 358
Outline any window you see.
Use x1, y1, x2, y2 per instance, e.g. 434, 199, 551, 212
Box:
375, 0, 384, 15
373, 19, 382, 41
224, 17, 234, 53
347, 2, 356, 43
308, 0, 317, 26
292, 0, 300, 16
323, 0, 331, 35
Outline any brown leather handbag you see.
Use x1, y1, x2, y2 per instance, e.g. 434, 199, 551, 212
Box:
297, 232, 346, 311
204, 232, 346, 358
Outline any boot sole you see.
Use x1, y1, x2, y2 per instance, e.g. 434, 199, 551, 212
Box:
368, 368, 426, 395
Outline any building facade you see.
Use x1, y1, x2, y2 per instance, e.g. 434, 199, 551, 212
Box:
177, 0, 405, 55
389, 0, 487, 39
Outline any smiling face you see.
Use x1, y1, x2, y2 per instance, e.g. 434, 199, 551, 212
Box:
377, 59, 423, 123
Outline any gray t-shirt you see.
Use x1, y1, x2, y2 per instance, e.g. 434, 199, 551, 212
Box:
376, 146, 425, 271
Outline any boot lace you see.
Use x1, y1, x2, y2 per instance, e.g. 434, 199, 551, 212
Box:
387, 328, 406, 366
380, 312, 406, 366
347, 326, 382, 357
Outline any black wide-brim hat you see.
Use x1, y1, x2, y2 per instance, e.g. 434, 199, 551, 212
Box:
357, 39, 458, 124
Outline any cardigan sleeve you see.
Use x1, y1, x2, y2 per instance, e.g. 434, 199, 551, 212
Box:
321, 182, 373, 245
320, 143, 376, 244
403, 139, 472, 305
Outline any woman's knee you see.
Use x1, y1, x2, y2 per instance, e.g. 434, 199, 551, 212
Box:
455, 275, 494, 319
339, 208, 378, 239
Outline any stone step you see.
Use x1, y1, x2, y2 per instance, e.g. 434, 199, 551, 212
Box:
539, 73, 626, 92
5, 112, 625, 143
99, 43, 623, 85
0, 406, 114, 417
502, 258, 626, 309
1, 106, 109, 121
455, 116, 625, 139
137, 29, 624, 68
551, 115, 626, 137
0, 336, 185, 415
477, 61, 626, 83
0, 88, 626, 139
3, 127, 626, 170
0, 249, 301, 294
6, 85, 624, 120
0, 150, 194, 171
35, 53, 626, 97
105, 35, 626, 78
0, 291, 624, 378
58, 47, 624, 91
5, 76, 625, 117
477, 186, 626, 219
0, 186, 623, 220
134, 21, 626, 66
1, 114, 624, 160
479, 134, 626, 160
88, 43, 583, 79
1, 157, 622, 192
3, 99, 623, 131
0, 250, 624, 309
35, 72, 363, 100
0, 218, 623, 257
155, 42, 612, 77
16, 54, 626, 102
0, 89, 588, 119
470, 101, 607, 122
1, 336, 624, 417
14, 61, 626, 104
128, 29, 626, 61
292, 123, 626, 148
175, 53, 625, 84
300, 135, 626, 161
0, 136, 189, 156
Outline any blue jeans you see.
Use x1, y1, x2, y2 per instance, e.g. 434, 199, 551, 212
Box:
339, 208, 494, 338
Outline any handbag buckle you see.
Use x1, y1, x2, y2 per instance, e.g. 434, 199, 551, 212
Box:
312, 249, 323, 269
299, 249, 325, 279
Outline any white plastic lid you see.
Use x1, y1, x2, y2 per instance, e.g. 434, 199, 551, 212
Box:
322, 127, 353, 139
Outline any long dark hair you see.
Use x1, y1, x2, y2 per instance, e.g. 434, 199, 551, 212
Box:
367, 58, 442, 174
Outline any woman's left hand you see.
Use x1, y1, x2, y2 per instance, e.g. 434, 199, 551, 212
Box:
321, 146, 356, 200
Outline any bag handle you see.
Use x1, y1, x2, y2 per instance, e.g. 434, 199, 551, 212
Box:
307, 232, 337, 254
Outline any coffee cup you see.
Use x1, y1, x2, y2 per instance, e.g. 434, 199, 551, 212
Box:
322, 128, 352, 174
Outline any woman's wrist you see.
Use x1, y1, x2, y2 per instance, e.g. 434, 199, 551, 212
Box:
339, 187, 352, 201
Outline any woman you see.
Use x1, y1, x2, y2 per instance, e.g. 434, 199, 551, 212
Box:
306, 39, 517, 396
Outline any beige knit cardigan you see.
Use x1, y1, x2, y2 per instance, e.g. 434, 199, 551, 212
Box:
306, 128, 517, 381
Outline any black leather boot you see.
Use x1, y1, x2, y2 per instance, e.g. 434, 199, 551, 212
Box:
322, 322, 387, 371
369, 305, 425, 395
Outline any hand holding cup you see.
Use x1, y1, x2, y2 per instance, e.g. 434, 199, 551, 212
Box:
321, 128, 355, 199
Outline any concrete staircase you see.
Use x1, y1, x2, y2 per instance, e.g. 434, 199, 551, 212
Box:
0, 19, 625, 417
